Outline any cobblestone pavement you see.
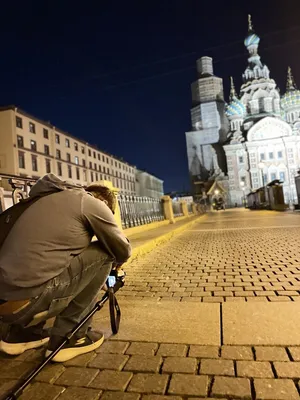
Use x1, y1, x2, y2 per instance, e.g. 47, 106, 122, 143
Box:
2, 342, 300, 399
2, 209, 300, 400
120, 209, 300, 303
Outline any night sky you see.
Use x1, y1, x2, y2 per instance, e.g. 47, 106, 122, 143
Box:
1, 0, 300, 193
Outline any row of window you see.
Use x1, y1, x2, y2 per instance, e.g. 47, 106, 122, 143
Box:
17, 136, 134, 180
239, 151, 285, 164
16, 121, 133, 173
252, 171, 286, 185
267, 172, 286, 182
246, 172, 286, 186
16, 116, 49, 138
260, 151, 283, 161
18, 151, 135, 191
56, 135, 133, 172
18, 152, 38, 172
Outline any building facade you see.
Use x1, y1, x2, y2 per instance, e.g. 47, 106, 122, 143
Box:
0, 106, 136, 194
186, 16, 300, 207
135, 169, 164, 199
224, 16, 300, 206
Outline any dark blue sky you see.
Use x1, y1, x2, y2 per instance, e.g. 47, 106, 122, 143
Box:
1, 0, 300, 192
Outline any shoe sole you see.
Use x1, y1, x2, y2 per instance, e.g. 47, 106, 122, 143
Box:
0, 337, 50, 355
45, 335, 105, 362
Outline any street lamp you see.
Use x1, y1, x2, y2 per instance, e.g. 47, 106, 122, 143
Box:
240, 181, 246, 206
258, 162, 265, 187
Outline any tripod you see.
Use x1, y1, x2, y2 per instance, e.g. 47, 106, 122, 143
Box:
5, 270, 125, 400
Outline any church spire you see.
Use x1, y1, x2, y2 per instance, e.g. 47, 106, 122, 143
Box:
230, 77, 237, 101
244, 15, 260, 54
287, 66, 297, 92
248, 14, 254, 33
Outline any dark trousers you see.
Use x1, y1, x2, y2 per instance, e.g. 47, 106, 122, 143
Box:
0, 242, 113, 338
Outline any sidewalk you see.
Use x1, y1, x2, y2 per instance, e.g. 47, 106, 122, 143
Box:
125, 214, 205, 261
2, 301, 300, 400
2, 210, 300, 400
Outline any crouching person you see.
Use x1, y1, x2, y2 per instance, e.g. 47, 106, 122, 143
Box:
0, 174, 131, 362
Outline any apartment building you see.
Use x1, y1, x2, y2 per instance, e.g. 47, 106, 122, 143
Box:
0, 106, 136, 194
135, 169, 164, 199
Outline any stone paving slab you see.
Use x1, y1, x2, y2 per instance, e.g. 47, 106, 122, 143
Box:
223, 302, 300, 345
121, 211, 300, 303
3, 342, 300, 400
93, 300, 220, 345
127, 215, 204, 258
3, 210, 300, 400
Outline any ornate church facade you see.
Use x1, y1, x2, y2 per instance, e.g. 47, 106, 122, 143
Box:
186, 16, 300, 206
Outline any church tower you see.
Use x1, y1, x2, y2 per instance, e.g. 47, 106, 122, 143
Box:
224, 15, 298, 206
186, 57, 229, 199
225, 77, 246, 144
240, 15, 281, 130
281, 67, 300, 125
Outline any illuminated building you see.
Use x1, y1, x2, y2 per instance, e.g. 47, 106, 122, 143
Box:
185, 57, 229, 201
0, 106, 163, 198
224, 16, 300, 205
186, 15, 300, 206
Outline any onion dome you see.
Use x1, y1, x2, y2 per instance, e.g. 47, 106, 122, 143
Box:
281, 67, 300, 110
244, 15, 260, 48
225, 77, 246, 118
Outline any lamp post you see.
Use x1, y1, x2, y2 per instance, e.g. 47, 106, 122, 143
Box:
258, 162, 265, 187
212, 189, 219, 211
240, 181, 246, 207
258, 161, 270, 208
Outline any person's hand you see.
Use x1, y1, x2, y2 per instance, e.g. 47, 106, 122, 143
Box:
112, 262, 124, 270
102, 283, 108, 292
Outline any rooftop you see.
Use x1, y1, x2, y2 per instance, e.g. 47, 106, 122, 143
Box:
0, 105, 136, 169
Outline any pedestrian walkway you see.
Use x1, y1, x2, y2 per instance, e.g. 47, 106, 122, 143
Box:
127, 214, 204, 259
124, 209, 300, 302
2, 209, 300, 400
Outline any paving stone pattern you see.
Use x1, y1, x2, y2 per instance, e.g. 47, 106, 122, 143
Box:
2, 210, 300, 400
2, 343, 300, 399
121, 211, 300, 303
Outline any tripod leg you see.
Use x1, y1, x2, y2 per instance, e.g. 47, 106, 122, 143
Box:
5, 272, 125, 399
5, 292, 109, 400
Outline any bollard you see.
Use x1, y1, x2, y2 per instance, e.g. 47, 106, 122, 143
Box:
180, 200, 189, 217
161, 195, 175, 224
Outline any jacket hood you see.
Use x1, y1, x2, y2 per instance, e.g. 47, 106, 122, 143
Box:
29, 174, 84, 198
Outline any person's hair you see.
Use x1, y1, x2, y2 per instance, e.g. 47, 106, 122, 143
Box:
85, 184, 116, 214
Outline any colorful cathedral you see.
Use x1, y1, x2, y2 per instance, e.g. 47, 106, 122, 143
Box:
186, 16, 300, 207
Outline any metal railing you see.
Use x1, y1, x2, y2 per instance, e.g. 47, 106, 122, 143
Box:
1, 175, 201, 228
118, 195, 164, 229
172, 201, 183, 217
0, 175, 166, 229
0, 174, 37, 208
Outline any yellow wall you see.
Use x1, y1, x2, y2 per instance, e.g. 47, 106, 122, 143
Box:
0, 108, 136, 195
0, 110, 15, 175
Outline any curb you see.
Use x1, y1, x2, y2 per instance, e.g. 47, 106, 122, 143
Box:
125, 214, 206, 265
